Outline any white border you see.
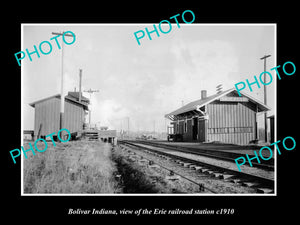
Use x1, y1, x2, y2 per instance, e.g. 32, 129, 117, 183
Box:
21, 23, 277, 196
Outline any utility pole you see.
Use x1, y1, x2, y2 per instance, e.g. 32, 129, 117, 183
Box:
127, 117, 130, 139
51, 31, 74, 131
79, 69, 82, 103
83, 88, 99, 128
260, 54, 271, 143
153, 120, 156, 138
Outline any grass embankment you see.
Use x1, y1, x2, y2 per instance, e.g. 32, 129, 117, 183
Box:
23, 140, 120, 194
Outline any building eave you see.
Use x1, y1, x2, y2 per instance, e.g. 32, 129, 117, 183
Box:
29, 93, 89, 110
165, 88, 270, 120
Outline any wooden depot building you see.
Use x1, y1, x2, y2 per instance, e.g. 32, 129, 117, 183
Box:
29, 92, 90, 140
165, 88, 270, 145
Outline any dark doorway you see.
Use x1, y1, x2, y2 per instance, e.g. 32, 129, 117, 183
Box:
199, 119, 206, 142
192, 117, 198, 140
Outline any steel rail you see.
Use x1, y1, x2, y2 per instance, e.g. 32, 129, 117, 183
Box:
120, 140, 274, 191
118, 143, 217, 193
129, 140, 274, 170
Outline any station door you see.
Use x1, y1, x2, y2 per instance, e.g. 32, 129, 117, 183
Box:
192, 118, 198, 140
198, 119, 206, 142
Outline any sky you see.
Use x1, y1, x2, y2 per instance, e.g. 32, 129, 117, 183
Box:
22, 24, 275, 133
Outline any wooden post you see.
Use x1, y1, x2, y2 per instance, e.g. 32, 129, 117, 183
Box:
37, 123, 43, 139
51, 31, 75, 131
260, 54, 271, 143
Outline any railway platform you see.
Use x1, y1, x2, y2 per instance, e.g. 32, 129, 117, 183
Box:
138, 140, 275, 159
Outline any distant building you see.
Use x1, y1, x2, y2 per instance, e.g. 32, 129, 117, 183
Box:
100, 126, 109, 131
165, 88, 270, 145
29, 92, 90, 140
98, 129, 117, 143
268, 115, 275, 143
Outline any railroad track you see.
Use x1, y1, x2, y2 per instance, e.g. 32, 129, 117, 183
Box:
118, 140, 275, 194
127, 140, 274, 170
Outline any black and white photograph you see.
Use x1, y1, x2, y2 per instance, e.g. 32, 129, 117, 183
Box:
21, 24, 275, 195
4, 4, 298, 221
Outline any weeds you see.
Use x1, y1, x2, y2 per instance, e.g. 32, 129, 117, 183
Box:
23, 140, 120, 194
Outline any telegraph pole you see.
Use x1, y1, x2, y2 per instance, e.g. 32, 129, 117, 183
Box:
153, 120, 156, 138
83, 88, 99, 128
260, 54, 271, 143
127, 117, 130, 139
51, 31, 74, 131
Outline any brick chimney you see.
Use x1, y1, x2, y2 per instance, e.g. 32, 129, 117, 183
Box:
201, 90, 207, 99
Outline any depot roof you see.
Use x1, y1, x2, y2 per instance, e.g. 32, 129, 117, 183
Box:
29, 93, 89, 110
165, 88, 270, 120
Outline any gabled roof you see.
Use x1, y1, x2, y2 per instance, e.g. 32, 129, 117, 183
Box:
29, 93, 89, 110
165, 88, 270, 120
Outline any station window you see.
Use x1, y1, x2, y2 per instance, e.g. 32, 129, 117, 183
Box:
208, 127, 253, 134
184, 121, 187, 133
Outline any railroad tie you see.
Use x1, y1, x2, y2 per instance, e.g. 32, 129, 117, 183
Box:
188, 164, 197, 169
200, 168, 210, 173
213, 173, 224, 179
182, 163, 192, 167
205, 170, 215, 175
222, 174, 235, 180
242, 182, 259, 188
193, 166, 203, 172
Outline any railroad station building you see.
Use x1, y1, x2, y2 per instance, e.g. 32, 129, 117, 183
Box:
29, 92, 90, 140
29, 91, 117, 144
165, 88, 270, 145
